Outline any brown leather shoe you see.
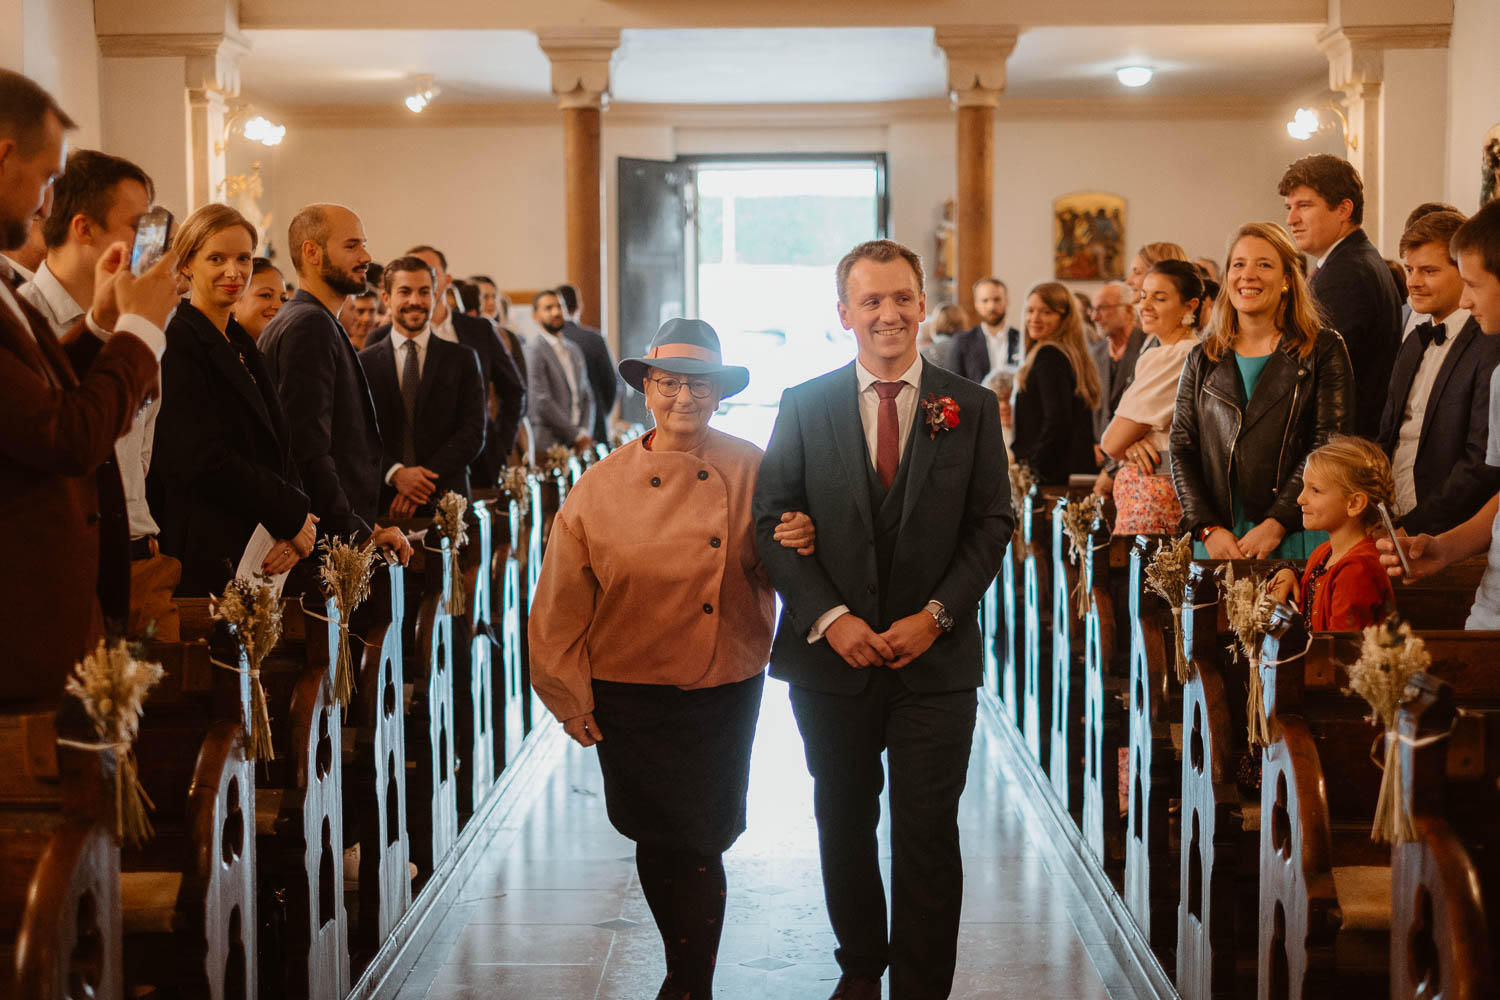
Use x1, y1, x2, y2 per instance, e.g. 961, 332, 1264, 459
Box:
828, 973, 881, 999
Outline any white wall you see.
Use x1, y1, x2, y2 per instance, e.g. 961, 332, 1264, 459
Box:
1446, 0, 1500, 212
1, 0, 103, 149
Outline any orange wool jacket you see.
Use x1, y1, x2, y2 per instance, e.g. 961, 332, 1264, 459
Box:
528, 428, 776, 722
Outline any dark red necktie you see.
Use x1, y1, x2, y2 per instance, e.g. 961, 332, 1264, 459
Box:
873, 381, 903, 490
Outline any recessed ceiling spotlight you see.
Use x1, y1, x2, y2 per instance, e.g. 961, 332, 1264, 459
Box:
405, 75, 440, 113
1116, 66, 1154, 88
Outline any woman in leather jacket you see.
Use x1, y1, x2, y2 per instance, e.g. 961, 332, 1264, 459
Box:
1170, 222, 1354, 559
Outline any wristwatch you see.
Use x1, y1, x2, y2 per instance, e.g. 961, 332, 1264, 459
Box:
924, 600, 954, 632
1196, 525, 1221, 543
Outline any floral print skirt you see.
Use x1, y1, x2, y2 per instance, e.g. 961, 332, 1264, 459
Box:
1112, 463, 1182, 536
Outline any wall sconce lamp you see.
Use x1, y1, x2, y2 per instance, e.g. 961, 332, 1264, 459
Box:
406, 75, 441, 113
215, 105, 286, 154
1286, 103, 1357, 152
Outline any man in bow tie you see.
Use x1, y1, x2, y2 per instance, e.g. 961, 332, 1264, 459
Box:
753, 240, 1013, 1000
1376, 208, 1500, 536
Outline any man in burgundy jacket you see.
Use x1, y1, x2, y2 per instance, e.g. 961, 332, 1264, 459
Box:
0, 69, 180, 703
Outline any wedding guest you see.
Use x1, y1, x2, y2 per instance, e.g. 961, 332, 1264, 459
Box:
337, 283, 377, 350
530, 319, 812, 1000
1076, 290, 1098, 341
1100, 261, 1207, 535
1376, 209, 1500, 537
19, 149, 176, 640
258, 203, 409, 561
1195, 256, 1220, 283
470, 273, 502, 324
1, 198, 48, 280
921, 303, 967, 367
1125, 241, 1188, 304
558, 282, 619, 443
153, 204, 317, 595
370, 245, 523, 483
1171, 222, 1354, 559
1011, 281, 1101, 485
1268, 436, 1396, 631
231, 256, 286, 342
946, 276, 1022, 383
526, 289, 595, 452
359, 256, 485, 519
1087, 280, 1144, 445
1280, 154, 1401, 437
1378, 200, 1500, 626
0, 68, 179, 699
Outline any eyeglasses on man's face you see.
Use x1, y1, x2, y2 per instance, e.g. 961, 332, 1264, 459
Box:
649, 375, 716, 399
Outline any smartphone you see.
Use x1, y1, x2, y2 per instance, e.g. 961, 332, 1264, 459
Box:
1377, 501, 1413, 578
130, 207, 174, 275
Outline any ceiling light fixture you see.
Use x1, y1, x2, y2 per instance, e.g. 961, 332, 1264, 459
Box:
405, 75, 440, 113
1286, 103, 1356, 151
215, 105, 286, 154
1115, 66, 1153, 88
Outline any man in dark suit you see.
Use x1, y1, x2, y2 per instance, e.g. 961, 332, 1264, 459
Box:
258, 203, 409, 560
943, 276, 1022, 383
367, 246, 522, 487
359, 255, 486, 519
1280, 154, 1402, 437
1377, 209, 1500, 536
0, 68, 180, 700
556, 281, 617, 443
753, 241, 1014, 1000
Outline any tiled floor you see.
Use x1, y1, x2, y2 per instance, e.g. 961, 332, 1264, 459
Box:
393, 683, 1139, 999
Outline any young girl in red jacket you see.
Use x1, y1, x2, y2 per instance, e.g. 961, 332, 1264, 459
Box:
1269, 435, 1397, 630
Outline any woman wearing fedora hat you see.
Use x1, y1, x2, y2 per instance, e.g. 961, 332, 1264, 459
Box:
530, 318, 814, 1000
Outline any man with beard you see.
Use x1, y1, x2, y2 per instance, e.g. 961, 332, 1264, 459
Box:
556, 281, 618, 443
944, 277, 1022, 383
359, 255, 485, 519
525, 288, 594, 452
338, 284, 378, 349
367, 245, 523, 487
259, 203, 409, 559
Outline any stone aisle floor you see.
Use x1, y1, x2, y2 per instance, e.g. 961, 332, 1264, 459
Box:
393, 682, 1139, 999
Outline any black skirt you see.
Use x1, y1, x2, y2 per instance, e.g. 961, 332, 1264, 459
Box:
590, 671, 765, 856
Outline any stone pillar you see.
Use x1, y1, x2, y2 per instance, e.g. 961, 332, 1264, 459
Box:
935, 27, 1017, 323
97, 32, 248, 216
536, 28, 620, 331
1318, 19, 1451, 251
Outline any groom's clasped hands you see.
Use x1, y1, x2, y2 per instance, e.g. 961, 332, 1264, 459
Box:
824, 610, 939, 670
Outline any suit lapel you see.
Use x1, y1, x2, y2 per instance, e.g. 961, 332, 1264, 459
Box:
827, 363, 874, 536
1417, 319, 1478, 452
899, 367, 941, 529
186, 310, 278, 440
1386, 335, 1424, 436
366, 338, 400, 431
0, 287, 68, 388
415, 337, 443, 420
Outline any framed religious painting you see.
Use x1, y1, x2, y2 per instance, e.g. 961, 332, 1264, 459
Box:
1482, 122, 1500, 206
1053, 192, 1126, 281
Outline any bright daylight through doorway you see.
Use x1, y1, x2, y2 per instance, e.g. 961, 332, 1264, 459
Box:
693, 159, 884, 448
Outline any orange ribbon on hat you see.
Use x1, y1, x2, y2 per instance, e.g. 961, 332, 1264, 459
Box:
646, 343, 720, 363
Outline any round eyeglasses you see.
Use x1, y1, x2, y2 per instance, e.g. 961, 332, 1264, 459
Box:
648, 375, 716, 399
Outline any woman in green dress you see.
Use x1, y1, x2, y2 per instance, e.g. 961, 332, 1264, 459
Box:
1169, 221, 1355, 559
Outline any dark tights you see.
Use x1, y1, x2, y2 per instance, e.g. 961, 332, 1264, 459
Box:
635, 845, 727, 998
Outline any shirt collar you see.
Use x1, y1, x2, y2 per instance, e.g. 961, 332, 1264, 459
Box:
1426, 307, 1471, 334
33, 259, 85, 326
1315, 230, 1354, 269
431, 309, 454, 340
981, 321, 1007, 339
0, 254, 34, 284
855, 352, 923, 392
394, 325, 432, 352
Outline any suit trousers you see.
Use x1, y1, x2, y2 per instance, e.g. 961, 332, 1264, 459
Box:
789, 669, 977, 999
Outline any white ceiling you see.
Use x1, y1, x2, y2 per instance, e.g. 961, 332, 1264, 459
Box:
237, 24, 1328, 108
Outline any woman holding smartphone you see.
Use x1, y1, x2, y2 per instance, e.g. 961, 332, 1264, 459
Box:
151, 204, 316, 594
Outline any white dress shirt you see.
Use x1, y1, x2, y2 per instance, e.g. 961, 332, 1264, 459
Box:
982, 322, 1016, 372
809, 354, 926, 642
1, 253, 36, 284
1392, 308, 1470, 516
431, 307, 457, 345
1314, 231, 1352, 271
18, 261, 162, 541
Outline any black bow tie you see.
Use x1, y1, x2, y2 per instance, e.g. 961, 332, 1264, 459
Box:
1415, 319, 1447, 348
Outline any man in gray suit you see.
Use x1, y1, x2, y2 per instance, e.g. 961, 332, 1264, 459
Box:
525, 289, 595, 452
753, 240, 1014, 1000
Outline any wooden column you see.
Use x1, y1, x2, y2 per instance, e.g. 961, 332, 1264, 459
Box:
562, 105, 602, 328
537, 27, 619, 332
955, 104, 995, 324
935, 26, 1016, 322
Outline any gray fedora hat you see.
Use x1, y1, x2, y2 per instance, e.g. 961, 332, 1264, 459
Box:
617, 318, 750, 399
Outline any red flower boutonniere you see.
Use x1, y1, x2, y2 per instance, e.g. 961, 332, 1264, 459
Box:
921, 394, 961, 438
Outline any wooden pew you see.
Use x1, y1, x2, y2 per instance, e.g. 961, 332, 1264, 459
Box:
1392, 673, 1500, 1000
1082, 529, 1148, 892
402, 532, 458, 885
347, 564, 412, 964
998, 538, 1021, 725
1256, 615, 1500, 1000
454, 495, 498, 822
491, 491, 528, 770
1049, 493, 1104, 823
1021, 485, 1067, 770
522, 471, 566, 734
